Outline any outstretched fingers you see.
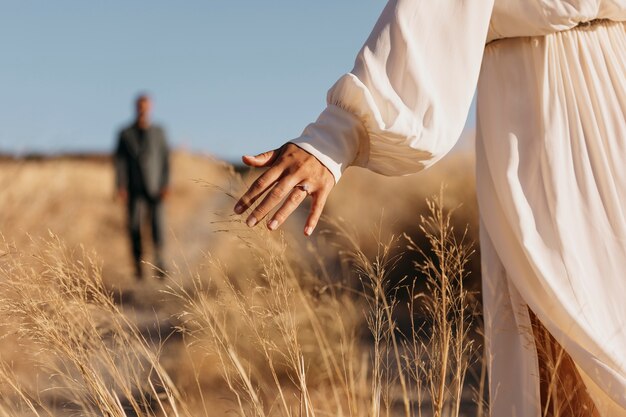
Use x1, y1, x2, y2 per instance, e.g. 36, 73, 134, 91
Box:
234, 166, 283, 214
267, 188, 309, 230
234, 143, 335, 235
245, 177, 301, 227
304, 191, 328, 236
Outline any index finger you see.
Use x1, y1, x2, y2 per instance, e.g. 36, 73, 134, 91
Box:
234, 165, 284, 214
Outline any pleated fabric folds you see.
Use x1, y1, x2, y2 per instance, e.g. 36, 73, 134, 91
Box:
477, 21, 626, 417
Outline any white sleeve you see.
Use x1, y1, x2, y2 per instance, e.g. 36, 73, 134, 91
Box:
291, 0, 494, 182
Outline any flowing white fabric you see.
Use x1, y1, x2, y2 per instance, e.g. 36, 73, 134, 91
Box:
290, 1, 626, 416
292, 0, 494, 180
478, 23, 626, 416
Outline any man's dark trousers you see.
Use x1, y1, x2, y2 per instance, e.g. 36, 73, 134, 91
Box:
127, 193, 165, 273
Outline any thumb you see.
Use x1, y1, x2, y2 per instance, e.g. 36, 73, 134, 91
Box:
242, 149, 278, 167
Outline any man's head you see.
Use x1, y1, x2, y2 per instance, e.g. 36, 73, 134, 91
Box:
135, 94, 152, 128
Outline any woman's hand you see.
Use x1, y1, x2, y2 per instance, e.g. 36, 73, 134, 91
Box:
233, 143, 335, 236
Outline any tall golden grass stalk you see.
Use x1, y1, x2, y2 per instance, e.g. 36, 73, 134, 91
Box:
173, 186, 482, 417
404, 189, 478, 417
334, 187, 479, 417
170, 231, 365, 417
0, 185, 486, 417
0, 234, 188, 417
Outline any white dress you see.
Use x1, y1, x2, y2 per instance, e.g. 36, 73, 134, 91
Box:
290, 1, 626, 416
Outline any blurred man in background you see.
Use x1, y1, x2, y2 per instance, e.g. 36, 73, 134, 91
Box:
114, 94, 170, 279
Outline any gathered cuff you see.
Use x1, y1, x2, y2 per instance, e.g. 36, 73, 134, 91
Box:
289, 104, 369, 183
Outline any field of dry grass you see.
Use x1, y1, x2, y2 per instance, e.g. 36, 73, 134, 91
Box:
0, 151, 486, 417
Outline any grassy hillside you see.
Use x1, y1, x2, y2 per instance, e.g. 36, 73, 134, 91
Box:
0, 151, 484, 417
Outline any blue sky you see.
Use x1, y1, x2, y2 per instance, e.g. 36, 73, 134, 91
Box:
0, 1, 475, 162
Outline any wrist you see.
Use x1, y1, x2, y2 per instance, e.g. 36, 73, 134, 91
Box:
290, 105, 369, 184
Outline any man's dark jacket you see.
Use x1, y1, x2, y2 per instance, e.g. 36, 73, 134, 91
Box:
114, 124, 170, 199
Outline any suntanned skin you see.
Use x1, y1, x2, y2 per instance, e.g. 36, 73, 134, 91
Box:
233, 143, 335, 236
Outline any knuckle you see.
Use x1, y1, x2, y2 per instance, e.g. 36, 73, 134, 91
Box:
239, 193, 253, 204
251, 206, 265, 218
269, 187, 286, 200
292, 160, 305, 172
274, 155, 286, 166
288, 192, 303, 204
273, 212, 286, 223
284, 158, 305, 174
252, 177, 267, 190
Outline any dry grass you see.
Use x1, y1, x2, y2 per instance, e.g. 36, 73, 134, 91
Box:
0, 150, 513, 416
0, 236, 185, 416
